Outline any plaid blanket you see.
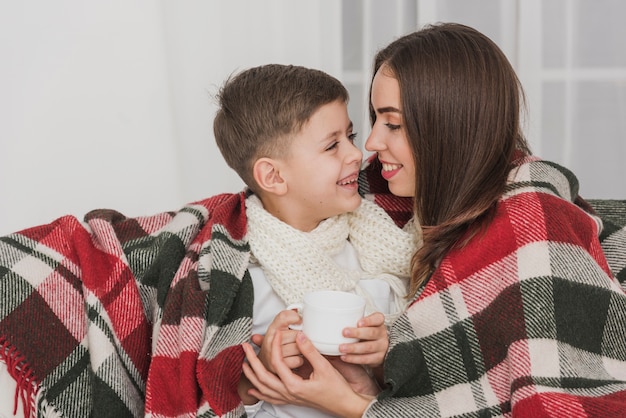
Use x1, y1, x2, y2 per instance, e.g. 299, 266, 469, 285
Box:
1, 193, 253, 417
363, 157, 626, 417
0, 164, 412, 417
1, 156, 624, 417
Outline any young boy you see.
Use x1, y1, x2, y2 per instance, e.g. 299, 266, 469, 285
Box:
213, 64, 418, 417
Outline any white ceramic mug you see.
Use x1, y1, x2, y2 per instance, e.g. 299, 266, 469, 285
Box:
287, 290, 366, 356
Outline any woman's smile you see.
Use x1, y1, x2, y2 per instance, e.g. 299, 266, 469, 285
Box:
380, 161, 403, 180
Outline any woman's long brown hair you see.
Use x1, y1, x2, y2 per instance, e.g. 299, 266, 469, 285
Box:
369, 23, 531, 297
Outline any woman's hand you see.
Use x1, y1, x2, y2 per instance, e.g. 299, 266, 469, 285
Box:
242, 330, 377, 418
339, 311, 388, 367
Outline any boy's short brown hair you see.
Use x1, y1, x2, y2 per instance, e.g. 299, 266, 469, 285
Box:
213, 64, 348, 193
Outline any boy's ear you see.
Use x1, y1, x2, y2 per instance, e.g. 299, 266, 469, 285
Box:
253, 157, 288, 195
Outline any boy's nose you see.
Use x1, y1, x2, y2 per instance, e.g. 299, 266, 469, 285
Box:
348, 143, 363, 163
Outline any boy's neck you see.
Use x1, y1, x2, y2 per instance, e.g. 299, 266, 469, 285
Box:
255, 193, 322, 233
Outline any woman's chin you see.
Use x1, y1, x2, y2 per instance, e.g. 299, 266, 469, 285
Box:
388, 183, 414, 198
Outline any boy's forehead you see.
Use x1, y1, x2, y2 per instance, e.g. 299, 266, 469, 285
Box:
299, 101, 351, 138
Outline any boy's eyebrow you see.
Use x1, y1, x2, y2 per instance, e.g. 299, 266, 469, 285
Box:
323, 121, 354, 140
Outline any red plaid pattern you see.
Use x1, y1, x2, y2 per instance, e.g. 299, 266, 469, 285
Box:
364, 156, 626, 417
1, 194, 252, 417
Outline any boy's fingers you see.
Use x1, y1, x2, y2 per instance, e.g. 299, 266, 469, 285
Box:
357, 312, 385, 327
251, 333, 264, 346
343, 326, 382, 340
344, 313, 386, 340
279, 329, 299, 345
263, 310, 302, 341
283, 355, 305, 370
340, 335, 387, 352
339, 351, 384, 367
275, 309, 302, 328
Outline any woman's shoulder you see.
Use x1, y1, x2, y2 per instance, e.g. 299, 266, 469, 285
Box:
426, 180, 602, 294
504, 155, 580, 203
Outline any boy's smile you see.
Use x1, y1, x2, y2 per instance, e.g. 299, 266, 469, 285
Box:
270, 99, 363, 231
337, 172, 359, 189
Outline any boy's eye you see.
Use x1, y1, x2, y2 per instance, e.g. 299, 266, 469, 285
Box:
385, 123, 401, 131
325, 141, 339, 151
325, 132, 358, 151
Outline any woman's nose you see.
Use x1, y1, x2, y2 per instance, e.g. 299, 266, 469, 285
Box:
365, 129, 381, 152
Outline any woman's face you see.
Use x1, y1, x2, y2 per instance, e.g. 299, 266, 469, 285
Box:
365, 66, 416, 197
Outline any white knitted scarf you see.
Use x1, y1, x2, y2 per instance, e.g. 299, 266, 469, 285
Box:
245, 195, 421, 321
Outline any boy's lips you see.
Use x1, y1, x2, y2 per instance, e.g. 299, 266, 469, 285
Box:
337, 172, 359, 187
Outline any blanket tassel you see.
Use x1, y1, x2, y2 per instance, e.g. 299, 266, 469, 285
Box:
1, 337, 38, 418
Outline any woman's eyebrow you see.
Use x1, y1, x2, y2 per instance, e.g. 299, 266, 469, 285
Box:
376, 106, 401, 114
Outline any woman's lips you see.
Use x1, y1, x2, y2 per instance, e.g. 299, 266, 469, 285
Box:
380, 162, 402, 180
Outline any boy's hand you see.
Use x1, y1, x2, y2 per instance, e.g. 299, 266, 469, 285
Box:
337, 311, 388, 367
251, 309, 304, 373
238, 373, 260, 405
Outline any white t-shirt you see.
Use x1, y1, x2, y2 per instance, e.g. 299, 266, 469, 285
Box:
245, 240, 393, 418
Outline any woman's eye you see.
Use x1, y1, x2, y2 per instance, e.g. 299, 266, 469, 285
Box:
385, 123, 401, 131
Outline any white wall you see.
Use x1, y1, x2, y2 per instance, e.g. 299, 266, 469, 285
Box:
1, 2, 182, 234
0, 0, 341, 234
1, 1, 624, 235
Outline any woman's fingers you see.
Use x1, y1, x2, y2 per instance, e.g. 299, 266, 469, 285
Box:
241, 342, 294, 403
293, 332, 327, 368
273, 331, 328, 381
269, 329, 303, 380
241, 362, 287, 404
247, 333, 375, 416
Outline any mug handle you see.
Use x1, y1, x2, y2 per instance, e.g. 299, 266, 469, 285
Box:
285, 303, 303, 330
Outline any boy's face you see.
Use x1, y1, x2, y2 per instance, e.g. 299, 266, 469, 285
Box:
276, 99, 363, 231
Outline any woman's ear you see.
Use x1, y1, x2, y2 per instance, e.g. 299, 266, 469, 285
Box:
253, 158, 288, 195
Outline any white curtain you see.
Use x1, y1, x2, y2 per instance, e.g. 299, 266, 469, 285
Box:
1, 0, 624, 235
344, 0, 625, 200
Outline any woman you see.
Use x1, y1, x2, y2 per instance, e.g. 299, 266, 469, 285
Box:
242, 23, 626, 417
